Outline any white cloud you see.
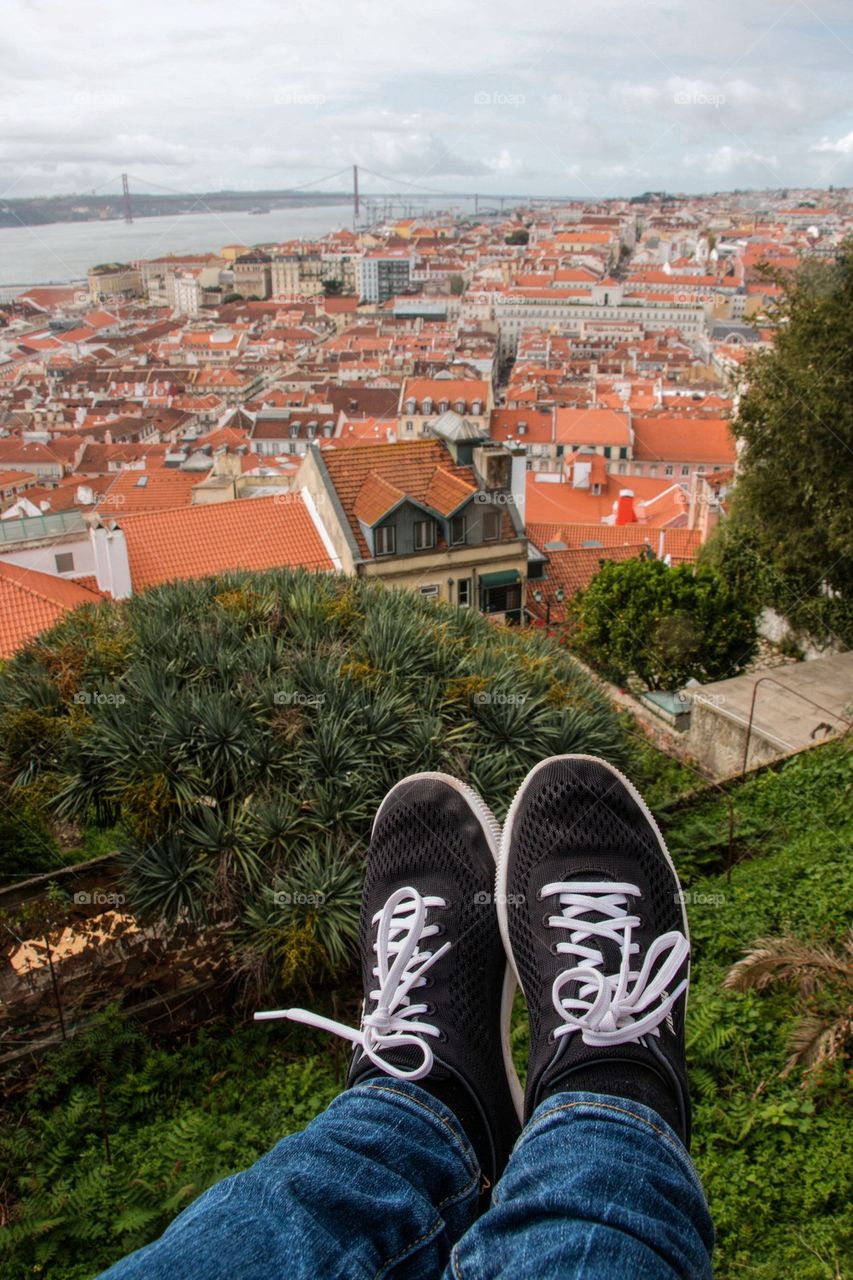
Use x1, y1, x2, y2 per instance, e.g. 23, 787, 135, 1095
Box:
1, 0, 852, 196
811, 130, 853, 155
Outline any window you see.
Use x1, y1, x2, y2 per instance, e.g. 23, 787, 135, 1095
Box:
375, 524, 396, 555
681, 465, 690, 477
665, 464, 674, 477
619, 446, 629, 460
457, 578, 471, 607
450, 515, 466, 545
55, 552, 74, 573
650, 465, 658, 477
414, 519, 435, 550
617, 463, 627, 475
592, 483, 602, 496
483, 510, 500, 540
405, 420, 414, 432
419, 584, 439, 601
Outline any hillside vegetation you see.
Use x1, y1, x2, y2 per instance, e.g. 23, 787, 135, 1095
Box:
0, 577, 849, 1279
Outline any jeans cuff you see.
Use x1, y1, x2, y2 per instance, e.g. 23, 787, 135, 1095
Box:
350, 1078, 481, 1182
522, 1090, 697, 1175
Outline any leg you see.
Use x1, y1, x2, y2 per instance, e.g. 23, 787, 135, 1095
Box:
454, 753, 714, 1278
100, 773, 521, 1279
448, 1091, 713, 1278
99, 1078, 481, 1280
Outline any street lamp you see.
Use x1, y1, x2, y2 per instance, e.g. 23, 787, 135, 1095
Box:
532, 586, 564, 627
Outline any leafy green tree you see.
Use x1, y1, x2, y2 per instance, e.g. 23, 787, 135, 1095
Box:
570, 558, 758, 689
717, 240, 853, 645
505, 228, 529, 245
449, 274, 465, 295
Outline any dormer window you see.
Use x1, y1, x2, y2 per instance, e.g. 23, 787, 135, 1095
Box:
375, 525, 396, 555
471, 400, 482, 415
438, 400, 449, 413
404, 398, 416, 414
450, 514, 466, 545
455, 399, 466, 413
422, 397, 432, 414
414, 519, 436, 550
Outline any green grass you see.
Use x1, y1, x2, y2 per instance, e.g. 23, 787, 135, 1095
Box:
1, 740, 850, 1279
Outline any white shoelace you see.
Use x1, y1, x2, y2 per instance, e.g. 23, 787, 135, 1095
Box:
255, 886, 450, 1080
542, 880, 689, 1047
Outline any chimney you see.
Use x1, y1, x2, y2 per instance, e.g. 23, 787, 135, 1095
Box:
509, 446, 526, 525
614, 489, 637, 526
91, 522, 132, 599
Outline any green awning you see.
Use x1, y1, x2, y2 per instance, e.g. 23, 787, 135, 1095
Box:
479, 569, 521, 588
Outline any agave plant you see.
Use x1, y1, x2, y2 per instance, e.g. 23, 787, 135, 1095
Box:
724, 930, 853, 1077
0, 567, 628, 986
235, 836, 363, 1001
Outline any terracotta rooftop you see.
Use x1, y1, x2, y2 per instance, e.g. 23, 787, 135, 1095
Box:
530, 545, 645, 623
114, 495, 334, 591
0, 563, 101, 659
527, 521, 701, 562
322, 439, 497, 558
632, 416, 737, 465
96, 467, 205, 515
554, 408, 631, 447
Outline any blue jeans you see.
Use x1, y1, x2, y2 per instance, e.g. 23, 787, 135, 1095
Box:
100, 1081, 713, 1279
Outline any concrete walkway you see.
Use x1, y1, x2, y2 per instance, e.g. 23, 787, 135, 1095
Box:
686, 652, 853, 778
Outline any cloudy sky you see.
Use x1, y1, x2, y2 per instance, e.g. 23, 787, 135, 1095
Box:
3, 0, 853, 200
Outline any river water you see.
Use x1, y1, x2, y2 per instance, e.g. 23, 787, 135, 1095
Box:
0, 204, 357, 293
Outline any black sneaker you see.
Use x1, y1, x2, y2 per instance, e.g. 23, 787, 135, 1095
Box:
257, 772, 523, 1189
496, 755, 692, 1145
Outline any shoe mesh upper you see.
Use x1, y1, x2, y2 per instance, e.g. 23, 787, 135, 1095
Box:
503, 759, 689, 1125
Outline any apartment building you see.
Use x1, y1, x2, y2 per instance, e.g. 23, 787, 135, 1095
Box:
296, 425, 528, 621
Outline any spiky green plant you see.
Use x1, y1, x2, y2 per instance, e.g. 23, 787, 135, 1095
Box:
0, 569, 626, 996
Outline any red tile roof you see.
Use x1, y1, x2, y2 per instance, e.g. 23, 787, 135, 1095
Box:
554, 408, 630, 447
115, 495, 334, 591
353, 473, 405, 524
632, 416, 736, 465
96, 468, 205, 515
322, 440, 499, 558
530, 545, 645, 622
0, 563, 102, 659
423, 467, 476, 516
527, 521, 701, 562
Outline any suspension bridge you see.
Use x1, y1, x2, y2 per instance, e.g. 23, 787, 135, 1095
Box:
88, 167, 568, 230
